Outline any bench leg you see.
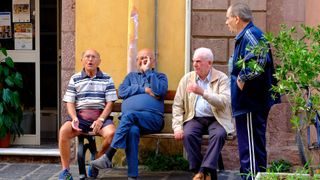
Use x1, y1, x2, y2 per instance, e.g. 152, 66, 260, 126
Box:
155, 138, 160, 155
218, 152, 224, 171
77, 136, 87, 179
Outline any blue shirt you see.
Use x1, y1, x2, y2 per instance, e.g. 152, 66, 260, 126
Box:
63, 68, 118, 110
118, 69, 168, 116
195, 71, 214, 117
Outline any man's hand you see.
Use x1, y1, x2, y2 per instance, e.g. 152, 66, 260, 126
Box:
186, 83, 204, 96
237, 77, 245, 90
71, 118, 82, 132
90, 119, 103, 134
174, 130, 184, 140
145, 87, 160, 100
140, 56, 151, 72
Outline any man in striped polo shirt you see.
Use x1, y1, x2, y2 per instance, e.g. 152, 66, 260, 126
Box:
58, 49, 118, 180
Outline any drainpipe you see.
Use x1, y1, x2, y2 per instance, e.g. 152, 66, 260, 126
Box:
154, 0, 158, 69
185, 0, 191, 73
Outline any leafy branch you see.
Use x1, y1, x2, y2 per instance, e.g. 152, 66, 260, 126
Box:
244, 24, 320, 130
0, 48, 24, 140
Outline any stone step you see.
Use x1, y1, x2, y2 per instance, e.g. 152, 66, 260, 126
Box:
0, 148, 60, 163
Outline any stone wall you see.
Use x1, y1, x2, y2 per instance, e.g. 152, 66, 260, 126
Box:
61, 0, 313, 169
190, 0, 306, 170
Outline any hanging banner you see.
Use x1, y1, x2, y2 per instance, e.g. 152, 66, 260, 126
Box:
13, 0, 31, 22
0, 12, 12, 39
127, 0, 139, 73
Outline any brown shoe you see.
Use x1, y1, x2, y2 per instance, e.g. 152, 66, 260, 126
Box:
193, 172, 204, 180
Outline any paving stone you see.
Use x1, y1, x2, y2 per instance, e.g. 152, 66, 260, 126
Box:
0, 163, 241, 180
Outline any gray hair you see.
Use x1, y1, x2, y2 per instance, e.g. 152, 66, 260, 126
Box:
193, 47, 214, 62
229, 2, 252, 22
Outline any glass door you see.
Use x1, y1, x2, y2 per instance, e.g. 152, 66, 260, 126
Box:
0, 0, 40, 145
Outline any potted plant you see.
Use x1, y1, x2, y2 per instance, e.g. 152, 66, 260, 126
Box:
244, 24, 320, 178
0, 48, 24, 147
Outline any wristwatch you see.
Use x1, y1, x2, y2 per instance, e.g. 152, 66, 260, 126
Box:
98, 117, 105, 122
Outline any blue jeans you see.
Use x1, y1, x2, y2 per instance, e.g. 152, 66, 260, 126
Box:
111, 111, 164, 177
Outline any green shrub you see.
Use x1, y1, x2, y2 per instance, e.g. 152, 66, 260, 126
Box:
143, 151, 189, 171
269, 159, 292, 173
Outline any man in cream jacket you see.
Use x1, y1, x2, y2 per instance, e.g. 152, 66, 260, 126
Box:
172, 47, 234, 180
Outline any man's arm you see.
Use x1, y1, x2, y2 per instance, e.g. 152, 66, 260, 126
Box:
90, 101, 114, 134
238, 34, 269, 84
172, 74, 189, 140
145, 70, 168, 99
66, 102, 81, 131
202, 74, 231, 110
118, 73, 145, 99
98, 101, 113, 120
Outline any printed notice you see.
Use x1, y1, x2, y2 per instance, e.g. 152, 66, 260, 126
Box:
13, 0, 30, 22
14, 23, 32, 49
0, 12, 12, 39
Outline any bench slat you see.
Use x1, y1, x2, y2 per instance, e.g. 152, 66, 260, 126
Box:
141, 133, 235, 140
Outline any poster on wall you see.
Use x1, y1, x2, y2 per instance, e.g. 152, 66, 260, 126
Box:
12, 0, 30, 22
14, 23, 32, 49
0, 12, 12, 39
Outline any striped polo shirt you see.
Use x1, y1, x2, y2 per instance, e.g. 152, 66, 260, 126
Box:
63, 69, 118, 110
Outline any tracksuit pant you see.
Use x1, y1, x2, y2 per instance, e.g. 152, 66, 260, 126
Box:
235, 109, 270, 180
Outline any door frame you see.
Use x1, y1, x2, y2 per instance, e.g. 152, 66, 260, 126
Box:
10, 0, 40, 145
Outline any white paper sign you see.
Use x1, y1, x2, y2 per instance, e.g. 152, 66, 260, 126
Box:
13, 0, 30, 22
14, 23, 32, 49
0, 12, 12, 39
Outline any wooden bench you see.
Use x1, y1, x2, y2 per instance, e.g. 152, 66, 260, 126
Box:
77, 90, 234, 179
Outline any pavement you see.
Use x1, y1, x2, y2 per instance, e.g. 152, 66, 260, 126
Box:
0, 162, 241, 180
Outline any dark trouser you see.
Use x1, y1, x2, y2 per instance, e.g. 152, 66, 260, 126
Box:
183, 117, 226, 173
235, 109, 270, 180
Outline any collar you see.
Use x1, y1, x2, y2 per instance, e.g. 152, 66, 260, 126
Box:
191, 68, 220, 83
235, 21, 254, 41
80, 68, 103, 78
137, 68, 155, 75
196, 69, 212, 82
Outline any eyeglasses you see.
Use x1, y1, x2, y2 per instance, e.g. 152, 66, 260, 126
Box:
83, 54, 99, 60
136, 56, 152, 61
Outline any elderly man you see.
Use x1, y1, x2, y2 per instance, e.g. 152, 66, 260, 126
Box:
172, 47, 234, 180
226, 3, 279, 179
91, 48, 168, 180
58, 49, 118, 180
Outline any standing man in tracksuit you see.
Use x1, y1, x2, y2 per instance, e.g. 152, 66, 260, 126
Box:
225, 2, 279, 179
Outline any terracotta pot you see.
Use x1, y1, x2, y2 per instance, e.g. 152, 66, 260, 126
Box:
0, 133, 11, 148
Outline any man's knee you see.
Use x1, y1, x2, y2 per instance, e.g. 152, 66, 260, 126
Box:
102, 129, 115, 139
59, 121, 77, 139
129, 126, 140, 136
183, 130, 198, 142
101, 126, 115, 138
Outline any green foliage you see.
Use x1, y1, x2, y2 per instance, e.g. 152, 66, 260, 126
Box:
236, 40, 268, 74
266, 25, 320, 130
269, 159, 292, 173
246, 25, 320, 130
0, 48, 24, 140
143, 151, 189, 171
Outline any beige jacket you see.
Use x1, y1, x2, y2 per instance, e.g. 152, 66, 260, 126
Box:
172, 68, 234, 134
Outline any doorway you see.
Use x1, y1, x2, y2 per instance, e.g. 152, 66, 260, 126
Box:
39, 0, 60, 145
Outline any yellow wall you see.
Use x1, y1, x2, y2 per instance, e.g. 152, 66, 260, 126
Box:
76, 0, 185, 90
